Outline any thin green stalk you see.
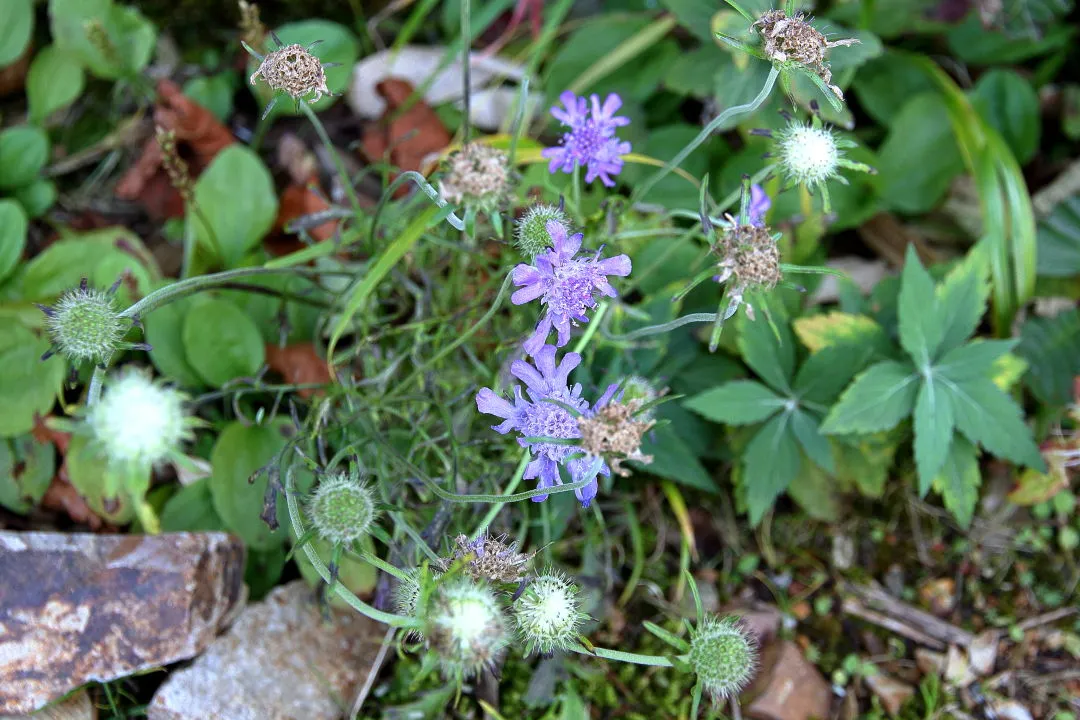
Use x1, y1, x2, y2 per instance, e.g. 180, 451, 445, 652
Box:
569, 643, 676, 668
87, 365, 108, 406
608, 312, 718, 341
354, 547, 411, 582
120, 267, 321, 319
299, 101, 364, 216
632, 66, 779, 203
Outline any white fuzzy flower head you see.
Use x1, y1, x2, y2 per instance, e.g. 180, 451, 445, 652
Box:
688, 616, 758, 701
513, 571, 586, 656
425, 578, 508, 678
306, 470, 379, 546
777, 122, 839, 188
88, 369, 191, 468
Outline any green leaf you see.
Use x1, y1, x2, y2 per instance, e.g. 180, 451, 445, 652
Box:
247, 20, 359, 119
852, 50, 937, 127
737, 300, 794, 393
788, 459, 841, 521
822, 360, 918, 435
21, 228, 157, 304
659, 0, 721, 43
622, 124, 711, 208
935, 254, 990, 355
793, 312, 892, 355
914, 377, 954, 495
663, 45, 724, 98
0, 0, 33, 66
294, 534, 378, 607
834, 430, 902, 498
942, 376, 1045, 471
0, 326, 66, 438
683, 380, 786, 426
160, 478, 226, 532
936, 339, 1016, 383
790, 408, 833, 473
971, 69, 1041, 165
0, 435, 55, 514
1036, 194, 1080, 277
897, 244, 944, 367
743, 412, 800, 525
794, 341, 875, 408
65, 435, 134, 524
209, 421, 290, 550
183, 73, 236, 123
27, 45, 86, 123
0, 200, 28, 284
13, 178, 58, 218
1017, 309, 1080, 405
639, 417, 717, 492
946, 13, 1073, 65
0, 125, 49, 191
182, 297, 266, 388
877, 93, 965, 214
144, 292, 205, 388
189, 145, 278, 268
933, 434, 980, 528
49, 0, 157, 79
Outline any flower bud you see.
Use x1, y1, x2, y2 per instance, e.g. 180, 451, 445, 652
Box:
512, 571, 586, 656
688, 616, 757, 701
40, 279, 129, 366
514, 203, 568, 257
307, 470, 379, 546
424, 577, 509, 678
88, 368, 193, 468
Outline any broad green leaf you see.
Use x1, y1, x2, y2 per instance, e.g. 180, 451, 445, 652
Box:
897, 244, 944, 367
743, 412, 800, 525
621, 124, 710, 208
21, 228, 156, 303
711, 57, 781, 132
942, 376, 1045, 471
794, 341, 875, 408
49, 0, 157, 79
933, 434, 980, 528
1036, 195, 1080, 277
639, 422, 717, 492
663, 45, 724, 98
65, 435, 133, 524
182, 298, 266, 388
660, 0, 721, 43
0, 126, 49, 191
0, 200, 28, 283
914, 377, 954, 495
852, 51, 937, 126
183, 72, 236, 123
736, 300, 794, 393
0, 435, 55, 514
946, 13, 1073, 65
834, 430, 902, 498
877, 93, 965, 214
209, 421, 290, 550
935, 253, 990, 355
790, 408, 833, 473
144, 292, 205, 388
684, 380, 786, 426
247, 20, 359, 119
788, 459, 841, 521
189, 145, 278, 268
27, 45, 86, 123
160, 478, 226, 532
1017, 309, 1080, 404
0, 326, 66, 438
0, 0, 33, 66
936, 339, 1016, 383
12, 178, 58, 218
793, 312, 891, 355
990, 352, 1027, 391
971, 69, 1041, 165
822, 360, 918, 434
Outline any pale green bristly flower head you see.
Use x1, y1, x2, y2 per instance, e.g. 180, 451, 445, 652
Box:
515, 203, 569, 257
307, 470, 379, 546
41, 281, 128, 365
88, 368, 193, 468
425, 577, 509, 678
513, 570, 587, 655
688, 616, 758, 701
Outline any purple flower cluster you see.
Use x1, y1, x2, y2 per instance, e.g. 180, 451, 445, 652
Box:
511, 220, 631, 355
542, 91, 631, 187
748, 184, 771, 227
476, 345, 617, 507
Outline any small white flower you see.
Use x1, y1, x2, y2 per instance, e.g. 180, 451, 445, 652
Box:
778, 123, 839, 187
88, 368, 192, 468
513, 571, 586, 655
425, 578, 508, 678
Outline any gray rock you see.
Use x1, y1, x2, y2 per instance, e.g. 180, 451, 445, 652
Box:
746, 641, 833, 720
0, 532, 245, 715
148, 581, 383, 720
0, 689, 95, 720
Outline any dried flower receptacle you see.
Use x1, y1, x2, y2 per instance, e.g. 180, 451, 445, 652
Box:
578, 396, 655, 476
438, 533, 534, 584
439, 143, 512, 211
753, 10, 859, 103
248, 35, 334, 114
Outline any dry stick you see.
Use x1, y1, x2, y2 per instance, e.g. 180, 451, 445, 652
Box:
349, 626, 396, 717
841, 582, 974, 648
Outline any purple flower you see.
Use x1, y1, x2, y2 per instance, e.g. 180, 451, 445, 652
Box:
476, 345, 615, 507
511, 221, 631, 355
749, 184, 771, 227
542, 91, 631, 187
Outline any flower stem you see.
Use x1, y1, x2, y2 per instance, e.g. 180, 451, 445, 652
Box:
299, 101, 364, 216
632, 65, 779, 203
120, 267, 320, 320
569, 643, 676, 668
87, 365, 108, 406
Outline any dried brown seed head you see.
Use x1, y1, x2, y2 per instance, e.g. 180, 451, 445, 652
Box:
437, 533, 534, 584
439, 143, 512, 210
716, 224, 782, 292
752, 10, 859, 102
578, 397, 655, 477
249, 43, 331, 102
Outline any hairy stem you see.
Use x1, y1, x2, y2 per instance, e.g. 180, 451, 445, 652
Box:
569, 643, 676, 668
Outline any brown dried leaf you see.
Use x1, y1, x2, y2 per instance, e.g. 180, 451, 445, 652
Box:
0, 44, 31, 98
265, 343, 332, 398
41, 477, 104, 531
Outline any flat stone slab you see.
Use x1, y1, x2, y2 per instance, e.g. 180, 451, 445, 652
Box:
0, 531, 245, 714
148, 581, 383, 720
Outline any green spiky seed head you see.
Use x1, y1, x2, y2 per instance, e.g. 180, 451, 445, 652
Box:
43, 282, 127, 365
425, 577, 508, 678
307, 471, 379, 546
515, 203, 568, 257
688, 616, 757, 701
513, 571, 586, 656
775, 121, 839, 188
88, 368, 194, 468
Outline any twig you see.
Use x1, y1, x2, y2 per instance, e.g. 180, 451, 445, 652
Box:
840, 598, 950, 650
1015, 606, 1078, 631
841, 582, 974, 648
349, 626, 395, 718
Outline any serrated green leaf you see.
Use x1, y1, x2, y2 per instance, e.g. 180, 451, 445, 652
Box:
1036, 195, 1080, 277
743, 412, 800, 525
737, 299, 794, 393
792, 312, 890, 354
990, 353, 1027, 391
794, 341, 875, 408
822, 360, 918, 434
935, 255, 990, 355
834, 430, 902, 498
683, 380, 786, 425
638, 421, 717, 492
914, 377, 954, 495
1017, 308, 1080, 404
933, 433, 980, 528
898, 244, 944, 367
790, 408, 833, 473
941, 376, 1045, 471
788, 459, 841, 521
936, 339, 1017, 383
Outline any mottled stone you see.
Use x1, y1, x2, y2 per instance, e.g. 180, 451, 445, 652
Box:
864, 673, 914, 716
148, 581, 382, 720
746, 641, 832, 720
0, 690, 95, 720
0, 532, 245, 714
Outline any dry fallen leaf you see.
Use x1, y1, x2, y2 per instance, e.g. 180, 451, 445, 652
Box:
0, 44, 31, 97
265, 343, 333, 398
